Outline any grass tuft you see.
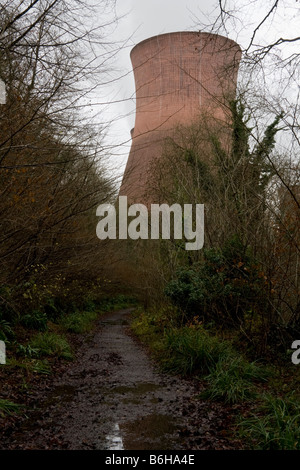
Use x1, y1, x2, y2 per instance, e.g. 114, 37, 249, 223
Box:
0, 399, 23, 417
201, 355, 266, 404
60, 310, 98, 334
29, 332, 73, 360
162, 325, 233, 376
239, 393, 300, 450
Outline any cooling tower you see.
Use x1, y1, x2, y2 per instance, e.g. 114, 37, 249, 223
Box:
119, 31, 242, 203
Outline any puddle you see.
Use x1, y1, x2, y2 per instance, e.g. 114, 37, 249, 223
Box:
106, 423, 124, 450
45, 384, 76, 407
101, 383, 181, 449
121, 414, 180, 450
3, 308, 191, 450
112, 383, 160, 395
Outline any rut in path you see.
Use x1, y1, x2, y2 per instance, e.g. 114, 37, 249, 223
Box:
4, 309, 239, 450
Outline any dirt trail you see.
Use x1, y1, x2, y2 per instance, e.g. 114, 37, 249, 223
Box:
1, 309, 241, 450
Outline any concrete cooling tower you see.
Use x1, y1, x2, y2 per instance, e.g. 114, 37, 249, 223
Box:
119, 31, 242, 203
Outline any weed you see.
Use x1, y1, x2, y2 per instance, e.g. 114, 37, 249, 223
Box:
0, 318, 14, 342
0, 399, 23, 417
6, 357, 51, 375
32, 359, 51, 375
16, 343, 39, 358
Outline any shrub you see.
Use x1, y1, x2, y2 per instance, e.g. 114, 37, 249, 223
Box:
164, 237, 271, 329
19, 310, 48, 331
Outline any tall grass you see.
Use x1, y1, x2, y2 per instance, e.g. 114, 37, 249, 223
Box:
201, 355, 267, 404
162, 326, 233, 376
131, 310, 267, 404
239, 394, 300, 449
29, 332, 73, 360
60, 310, 98, 334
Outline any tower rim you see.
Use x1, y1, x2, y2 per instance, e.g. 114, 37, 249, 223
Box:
130, 30, 242, 59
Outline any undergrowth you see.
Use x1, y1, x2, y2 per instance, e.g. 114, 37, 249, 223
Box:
239, 393, 300, 450
28, 332, 73, 360
130, 306, 300, 449
131, 308, 266, 404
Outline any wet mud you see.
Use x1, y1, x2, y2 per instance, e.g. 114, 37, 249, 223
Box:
0, 309, 242, 450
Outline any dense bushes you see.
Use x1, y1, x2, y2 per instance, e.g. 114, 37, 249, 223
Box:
165, 237, 270, 328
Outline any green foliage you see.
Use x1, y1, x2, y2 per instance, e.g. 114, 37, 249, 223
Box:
60, 310, 98, 334
165, 236, 269, 327
19, 310, 48, 331
0, 318, 14, 342
31, 359, 51, 375
201, 355, 266, 404
0, 399, 23, 417
16, 343, 39, 358
131, 307, 267, 405
184, 149, 215, 193
229, 99, 251, 162
131, 307, 174, 356
29, 332, 73, 360
6, 357, 51, 375
162, 325, 233, 376
239, 394, 300, 449
44, 297, 62, 322
228, 99, 282, 190
253, 112, 284, 191
0, 287, 16, 342
98, 295, 138, 312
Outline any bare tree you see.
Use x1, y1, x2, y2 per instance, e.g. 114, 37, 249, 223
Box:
0, 0, 120, 318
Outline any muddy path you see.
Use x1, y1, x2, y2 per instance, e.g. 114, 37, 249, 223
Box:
1, 309, 242, 450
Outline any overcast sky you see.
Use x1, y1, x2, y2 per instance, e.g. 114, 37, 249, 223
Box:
115, 0, 215, 44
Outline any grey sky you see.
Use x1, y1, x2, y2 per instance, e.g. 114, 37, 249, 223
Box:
116, 0, 215, 44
